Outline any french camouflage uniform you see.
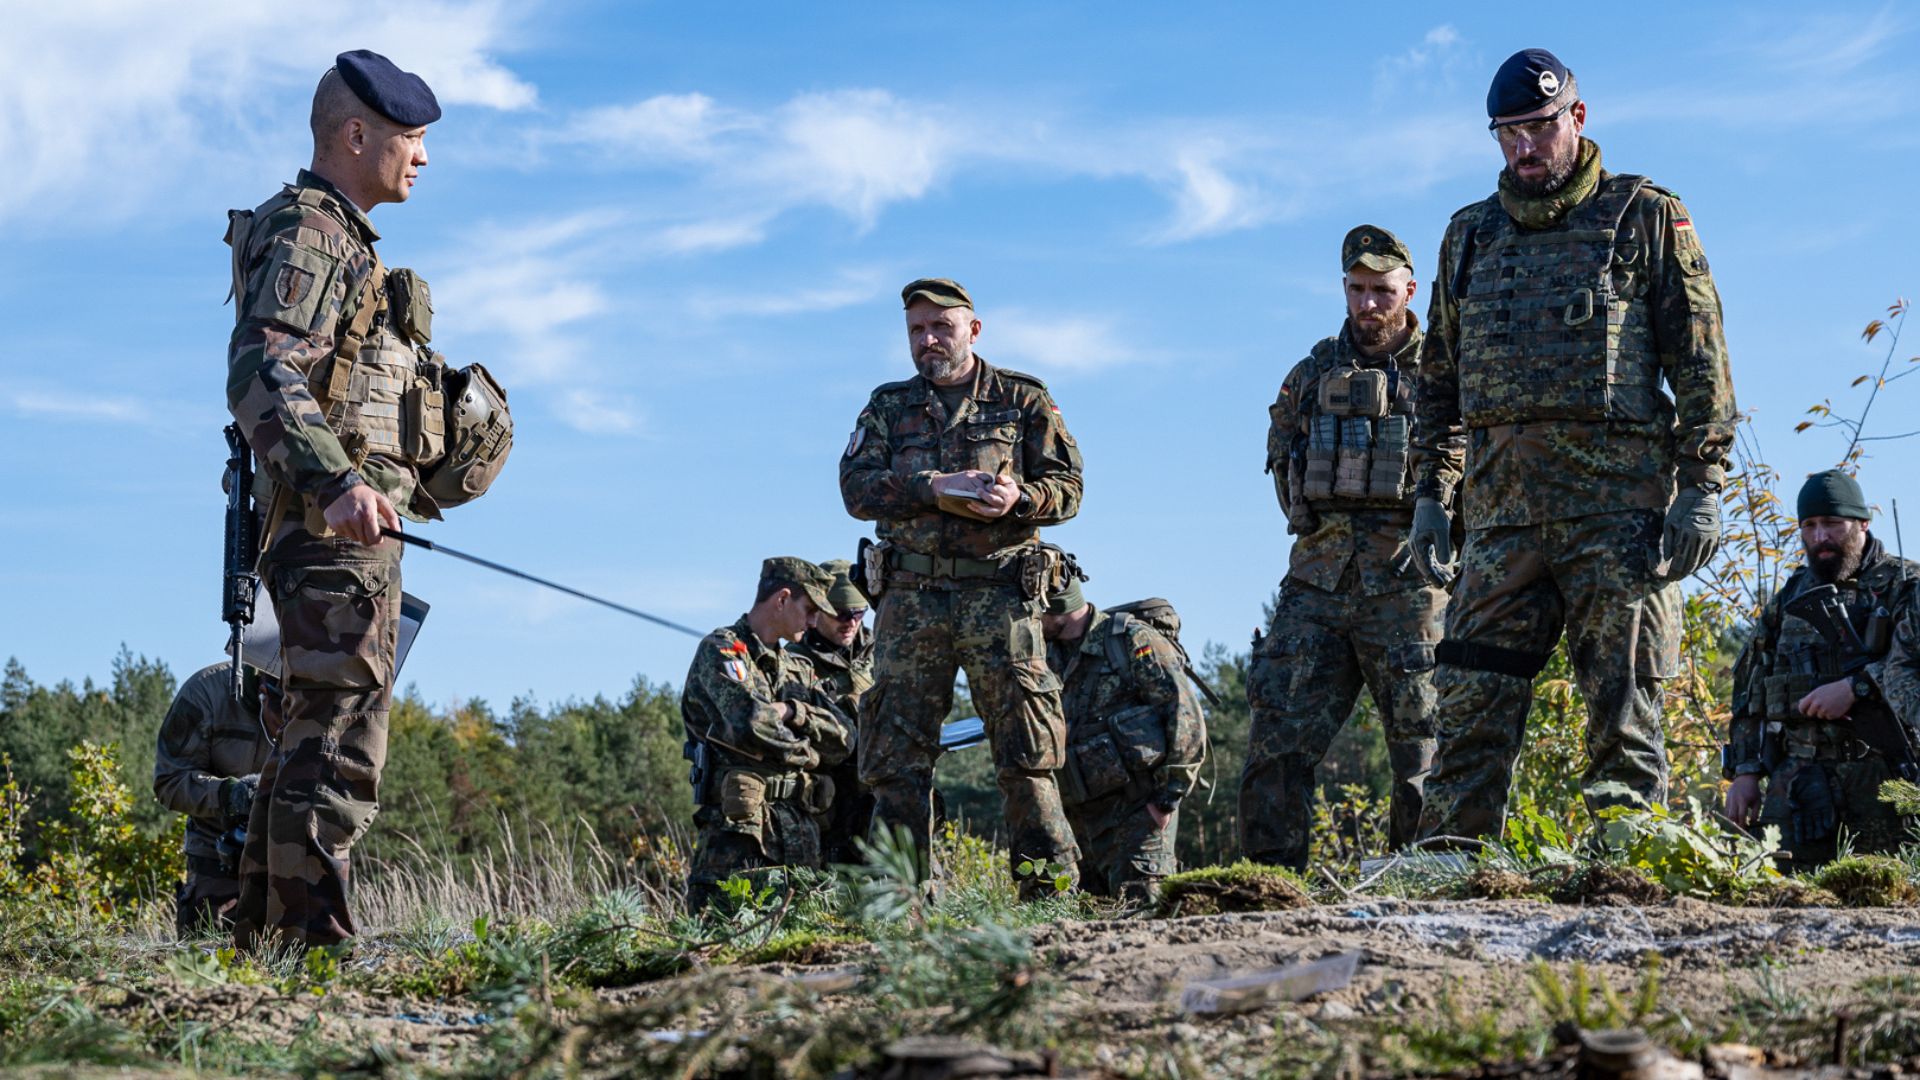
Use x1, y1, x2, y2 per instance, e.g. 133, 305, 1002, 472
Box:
1728, 538, 1920, 866
683, 617, 853, 911
787, 624, 876, 865
1243, 315, 1445, 869
1050, 605, 1206, 902
153, 662, 273, 935
840, 348, 1085, 890
225, 169, 438, 949
1412, 138, 1737, 842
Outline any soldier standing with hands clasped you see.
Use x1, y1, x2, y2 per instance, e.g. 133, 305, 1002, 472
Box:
1408, 49, 1737, 844
840, 278, 1085, 897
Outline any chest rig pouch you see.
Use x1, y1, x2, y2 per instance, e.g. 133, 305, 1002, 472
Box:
1452, 175, 1666, 428
1296, 344, 1414, 508
323, 269, 447, 471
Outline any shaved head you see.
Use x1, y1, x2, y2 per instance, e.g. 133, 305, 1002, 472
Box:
310, 68, 390, 155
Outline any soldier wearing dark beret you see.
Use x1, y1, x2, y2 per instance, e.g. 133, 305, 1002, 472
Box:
682, 559, 853, 913
1240, 224, 1448, 870
1408, 48, 1738, 844
226, 51, 508, 950
1724, 472, 1920, 867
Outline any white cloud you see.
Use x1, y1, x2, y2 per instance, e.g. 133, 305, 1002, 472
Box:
430, 213, 610, 384
1151, 145, 1271, 243
3, 387, 146, 423
560, 93, 748, 162
555, 389, 645, 435
689, 268, 889, 319
987, 309, 1140, 374
0, 0, 535, 221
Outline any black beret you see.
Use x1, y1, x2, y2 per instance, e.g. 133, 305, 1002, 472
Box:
1797, 469, 1870, 522
335, 49, 442, 127
1487, 48, 1571, 120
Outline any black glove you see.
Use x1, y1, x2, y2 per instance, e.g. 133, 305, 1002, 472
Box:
1786, 763, 1837, 848
220, 775, 259, 827
1409, 497, 1456, 588
1659, 486, 1721, 582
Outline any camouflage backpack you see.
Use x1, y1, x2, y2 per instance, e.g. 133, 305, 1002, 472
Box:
1103, 599, 1221, 708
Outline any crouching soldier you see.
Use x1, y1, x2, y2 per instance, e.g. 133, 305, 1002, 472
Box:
1726, 470, 1920, 866
1040, 578, 1208, 903
683, 558, 854, 912
154, 659, 278, 935
787, 559, 877, 866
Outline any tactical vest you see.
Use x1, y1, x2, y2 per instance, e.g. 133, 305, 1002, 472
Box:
227, 187, 446, 473
1287, 335, 1417, 513
1750, 561, 1908, 726
1452, 174, 1665, 428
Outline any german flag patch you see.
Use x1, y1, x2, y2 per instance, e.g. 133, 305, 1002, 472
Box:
1133, 642, 1154, 660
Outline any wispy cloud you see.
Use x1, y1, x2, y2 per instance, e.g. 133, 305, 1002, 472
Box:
2, 387, 147, 424
0, 0, 535, 222
988, 309, 1141, 374
430, 213, 611, 385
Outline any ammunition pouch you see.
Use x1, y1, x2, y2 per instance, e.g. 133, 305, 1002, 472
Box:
1020, 543, 1083, 604
418, 363, 512, 510
1317, 366, 1389, 418
858, 537, 889, 600
1435, 638, 1552, 679
1294, 359, 1413, 508
1762, 672, 1822, 722
1058, 705, 1166, 807
1303, 414, 1337, 500
387, 268, 433, 344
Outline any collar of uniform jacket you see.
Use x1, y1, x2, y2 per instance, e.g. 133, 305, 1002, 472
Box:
906, 357, 1014, 426
293, 167, 382, 245
728, 614, 780, 667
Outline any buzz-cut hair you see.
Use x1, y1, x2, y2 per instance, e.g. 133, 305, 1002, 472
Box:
309, 67, 387, 150
756, 577, 799, 605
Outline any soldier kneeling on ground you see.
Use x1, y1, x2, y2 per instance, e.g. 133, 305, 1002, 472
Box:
682, 558, 854, 913
1725, 470, 1920, 867
154, 659, 279, 936
1040, 576, 1208, 904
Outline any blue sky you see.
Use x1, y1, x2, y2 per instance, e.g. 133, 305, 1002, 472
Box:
4, 2, 1919, 710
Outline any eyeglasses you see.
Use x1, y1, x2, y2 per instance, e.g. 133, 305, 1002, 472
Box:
1488, 98, 1575, 144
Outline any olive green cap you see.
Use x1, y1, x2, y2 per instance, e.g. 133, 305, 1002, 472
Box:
1342, 224, 1413, 273
819, 558, 869, 617
760, 556, 837, 613
1797, 469, 1870, 522
1044, 578, 1087, 616
901, 277, 974, 309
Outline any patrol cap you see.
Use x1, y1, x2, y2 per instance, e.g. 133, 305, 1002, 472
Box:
760, 556, 837, 613
819, 559, 869, 618
1044, 578, 1087, 616
902, 278, 974, 310
335, 49, 442, 127
1487, 48, 1573, 121
1797, 469, 1870, 522
1342, 224, 1412, 273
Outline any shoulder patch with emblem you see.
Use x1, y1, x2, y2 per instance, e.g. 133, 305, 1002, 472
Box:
721, 658, 749, 683
845, 426, 866, 457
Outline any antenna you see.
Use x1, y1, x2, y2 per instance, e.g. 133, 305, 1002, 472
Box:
1896, 499, 1906, 559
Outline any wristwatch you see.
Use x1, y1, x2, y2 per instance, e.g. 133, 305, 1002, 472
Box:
1851, 673, 1877, 702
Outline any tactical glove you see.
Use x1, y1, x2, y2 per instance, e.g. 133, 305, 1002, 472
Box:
1409, 497, 1456, 588
219, 775, 259, 827
1659, 486, 1721, 582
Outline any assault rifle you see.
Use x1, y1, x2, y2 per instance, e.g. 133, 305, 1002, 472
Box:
1783, 582, 1919, 782
221, 425, 260, 704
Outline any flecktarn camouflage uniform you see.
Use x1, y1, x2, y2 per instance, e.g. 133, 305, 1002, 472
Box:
840, 357, 1084, 892
1050, 605, 1205, 902
683, 617, 852, 912
1412, 139, 1736, 842
153, 662, 273, 934
1242, 318, 1446, 869
788, 624, 876, 865
1729, 539, 1920, 866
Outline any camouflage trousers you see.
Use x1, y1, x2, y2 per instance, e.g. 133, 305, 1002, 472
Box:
860, 582, 1078, 892
175, 864, 240, 937
234, 527, 401, 951
1760, 749, 1912, 869
818, 755, 876, 867
1240, 574, 1444, 869
685, 794, 825, 913
1418, 509, 1678, 844
1068, 791, 1178, 905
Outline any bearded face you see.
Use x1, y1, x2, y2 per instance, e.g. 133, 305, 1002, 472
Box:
1802, 517, 1869, 584
906, 302, 979, 385
1344, 267, 1415, 355
1503, 132, 1581, 198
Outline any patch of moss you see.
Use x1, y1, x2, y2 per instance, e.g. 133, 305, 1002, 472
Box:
1460, 868, 1541, 901
1156, 860, 1313, 917
1812, 855, 1920, 907
1550, 864, 1668, 906
1743, 877, 1840, 908
731, 930, 863, 967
